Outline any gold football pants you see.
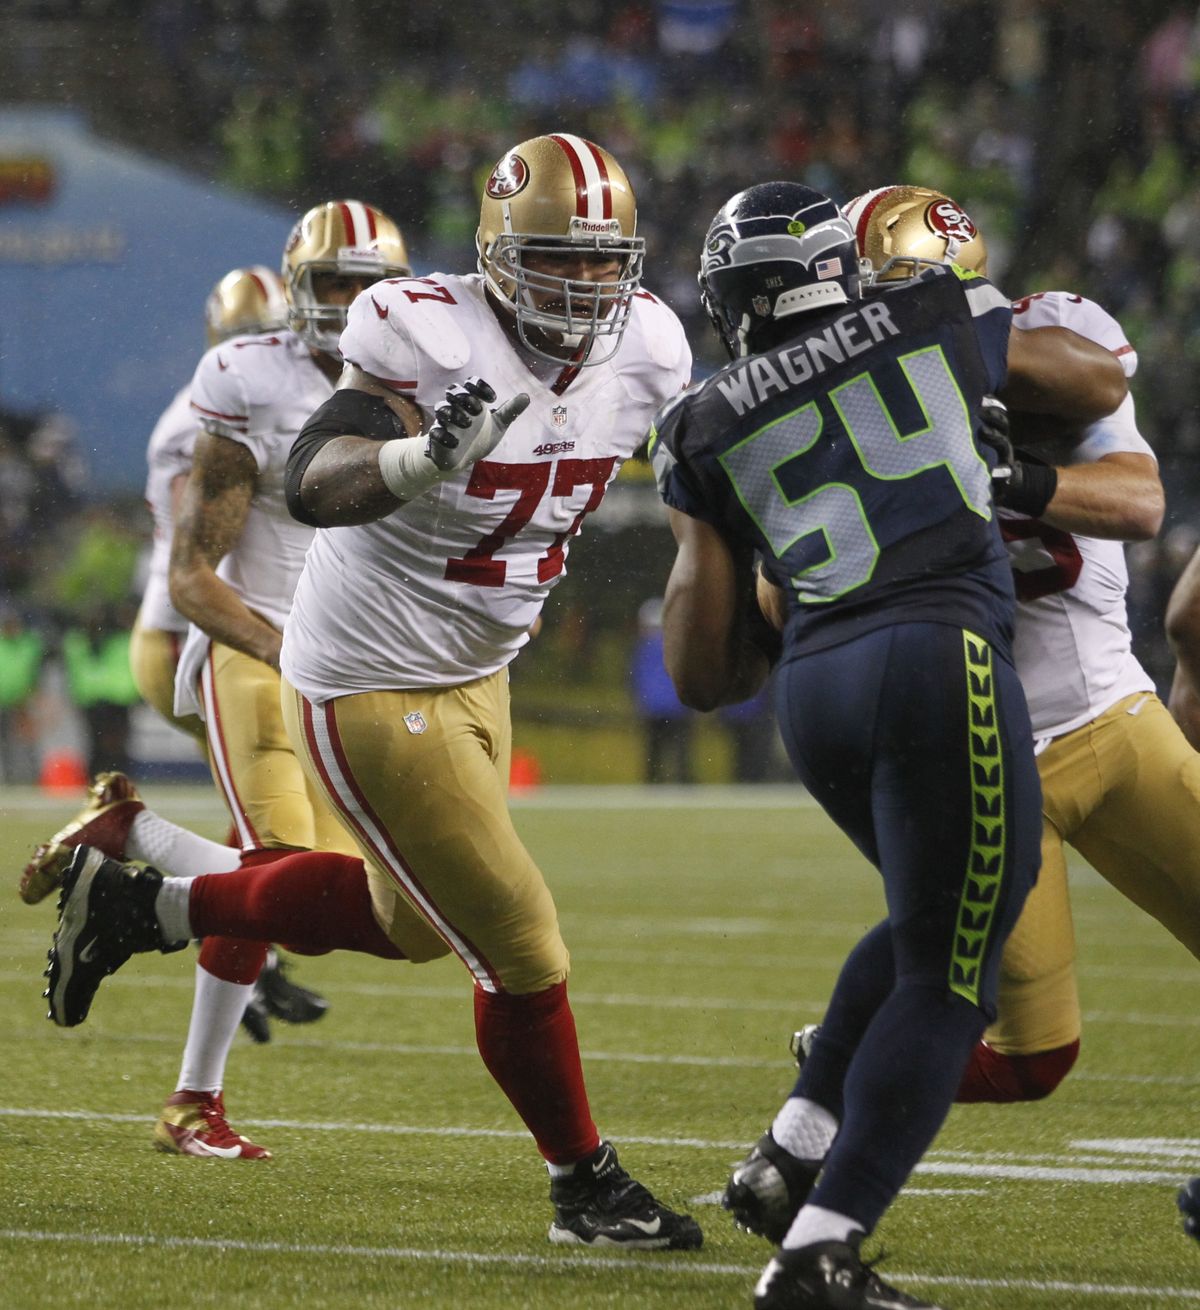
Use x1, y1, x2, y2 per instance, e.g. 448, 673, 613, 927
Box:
198, 643, 356, 855
281, 669, 567, 993
128, 619, 205, 742
986, 691, 1200, 1053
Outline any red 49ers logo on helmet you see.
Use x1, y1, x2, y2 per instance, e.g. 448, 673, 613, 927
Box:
926, 199, 976, 244
486, 154, 529, 200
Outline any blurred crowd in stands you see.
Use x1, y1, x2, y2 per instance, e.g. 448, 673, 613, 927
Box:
3, 0, 1200, 781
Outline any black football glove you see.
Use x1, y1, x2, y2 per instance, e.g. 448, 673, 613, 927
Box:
978, 395, 1058, 517
426, 377, 530, 473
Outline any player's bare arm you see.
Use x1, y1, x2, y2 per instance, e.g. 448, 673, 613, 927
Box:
1002, 325, 1126, 423
662, 507, 771, 712
292, 364, 529, 528
1166, 544, 1200, 750
295, 364, 424, 525
1037, 451, 1163, 540
169, 432, 284, 669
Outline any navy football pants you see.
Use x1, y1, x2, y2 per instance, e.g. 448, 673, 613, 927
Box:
775, 621, 1041, 1231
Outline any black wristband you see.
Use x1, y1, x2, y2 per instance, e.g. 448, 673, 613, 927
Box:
996, 461, 1058, 517
285, 388, 408, 526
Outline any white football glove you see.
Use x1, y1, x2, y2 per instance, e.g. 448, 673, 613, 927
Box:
378, 377, 530, 502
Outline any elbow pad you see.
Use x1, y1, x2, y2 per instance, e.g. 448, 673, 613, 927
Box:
286, 388, 409, 526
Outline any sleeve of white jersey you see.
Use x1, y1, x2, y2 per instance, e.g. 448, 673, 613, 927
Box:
189, 344, 258, 459
631, 290, 694, 402
338, 282, 429, 388
1011, 291, 1138, 377
1073, 393, 1156, 464
188, 345, 280, 474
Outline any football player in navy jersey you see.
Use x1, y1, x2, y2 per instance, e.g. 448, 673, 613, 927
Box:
651, 182, 1127, 1310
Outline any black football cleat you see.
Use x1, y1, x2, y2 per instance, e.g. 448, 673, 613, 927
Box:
256, 948, 329, 1025
45, 845, 185, 1027
239, 950, 329, 1043
724, 1130, 820, 1243
240, 988, 272, 1044
755, 1238, 947, 1309
548, 1140, 703, 1249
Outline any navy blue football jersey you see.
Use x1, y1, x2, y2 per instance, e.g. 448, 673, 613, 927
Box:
652, 265, 1016, 655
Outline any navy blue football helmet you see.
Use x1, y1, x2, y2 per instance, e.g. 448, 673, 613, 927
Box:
699, 182, 861, 360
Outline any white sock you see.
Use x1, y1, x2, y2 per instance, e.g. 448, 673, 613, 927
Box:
155, 876, 196, 945
127, 810, 241, 877
175, 963, 254, 1094
772, 1096, 839, 1162
783, 1203, 864, 1250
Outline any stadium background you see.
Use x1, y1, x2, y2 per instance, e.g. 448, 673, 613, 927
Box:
1, 0, 1198, 784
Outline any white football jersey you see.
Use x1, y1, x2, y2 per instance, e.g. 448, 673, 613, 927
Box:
282, 272, 692, 698
138, 384, 197, 633
1006, 292, 1154, 739
174, 329, 333, 718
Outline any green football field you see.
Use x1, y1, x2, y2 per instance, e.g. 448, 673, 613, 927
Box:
0, 784, 1197, 1310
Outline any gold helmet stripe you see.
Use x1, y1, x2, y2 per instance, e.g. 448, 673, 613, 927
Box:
549, 132, 612, 222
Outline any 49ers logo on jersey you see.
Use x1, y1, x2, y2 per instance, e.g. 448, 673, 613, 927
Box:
925, 199, 976, 243
486, 154, 529, 200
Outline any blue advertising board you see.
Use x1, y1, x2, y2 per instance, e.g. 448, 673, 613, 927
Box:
0, 107, 293, 493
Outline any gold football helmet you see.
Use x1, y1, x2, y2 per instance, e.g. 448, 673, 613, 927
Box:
842, 186, 988, 284
477, 133, 644, 366
204, 266, 289, 347
282, 200, 411, 353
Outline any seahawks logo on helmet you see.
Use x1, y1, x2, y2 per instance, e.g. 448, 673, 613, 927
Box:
698, 181, 861, 360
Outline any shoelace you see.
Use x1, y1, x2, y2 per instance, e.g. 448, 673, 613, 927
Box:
195, 1096, 246, 1148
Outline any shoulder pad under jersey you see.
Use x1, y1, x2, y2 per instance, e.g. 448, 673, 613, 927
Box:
340, 274, 474, 385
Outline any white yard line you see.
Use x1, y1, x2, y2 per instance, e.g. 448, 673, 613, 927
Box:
1, 1107, 1196, 1180
0, 1229, 1197, 1301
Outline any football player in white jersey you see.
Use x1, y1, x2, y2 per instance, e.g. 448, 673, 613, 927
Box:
746, 191, 1196, 1185
30, 204, 415, 1159
133, 265, 334, 1046
23, 267, 329, 1040
40, 135, 703, 1250
129, 266, 289, 743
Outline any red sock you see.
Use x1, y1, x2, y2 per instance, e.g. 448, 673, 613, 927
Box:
956, 1038, 1080, 1102
196, 935, 269, 984
474, 981, 599, 1164
189, 851, 404, 959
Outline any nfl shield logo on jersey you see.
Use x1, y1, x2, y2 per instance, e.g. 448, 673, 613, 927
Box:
403, 711, 428, 735
552, 405, 567, 429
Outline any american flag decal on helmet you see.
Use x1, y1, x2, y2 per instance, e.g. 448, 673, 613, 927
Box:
815, 256, 843, 279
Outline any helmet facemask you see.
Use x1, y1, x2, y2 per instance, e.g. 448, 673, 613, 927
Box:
282, 200, 411, 355
287, 256, 407, 355
481, 229, 645, 365
477, 134, 644, 367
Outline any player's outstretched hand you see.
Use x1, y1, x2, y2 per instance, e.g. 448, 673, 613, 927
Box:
427, 378, 530, 473
1179, 1176, 1200, 1242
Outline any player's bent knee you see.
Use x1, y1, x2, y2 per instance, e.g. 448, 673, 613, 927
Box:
957, 1037, 1080, 1103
